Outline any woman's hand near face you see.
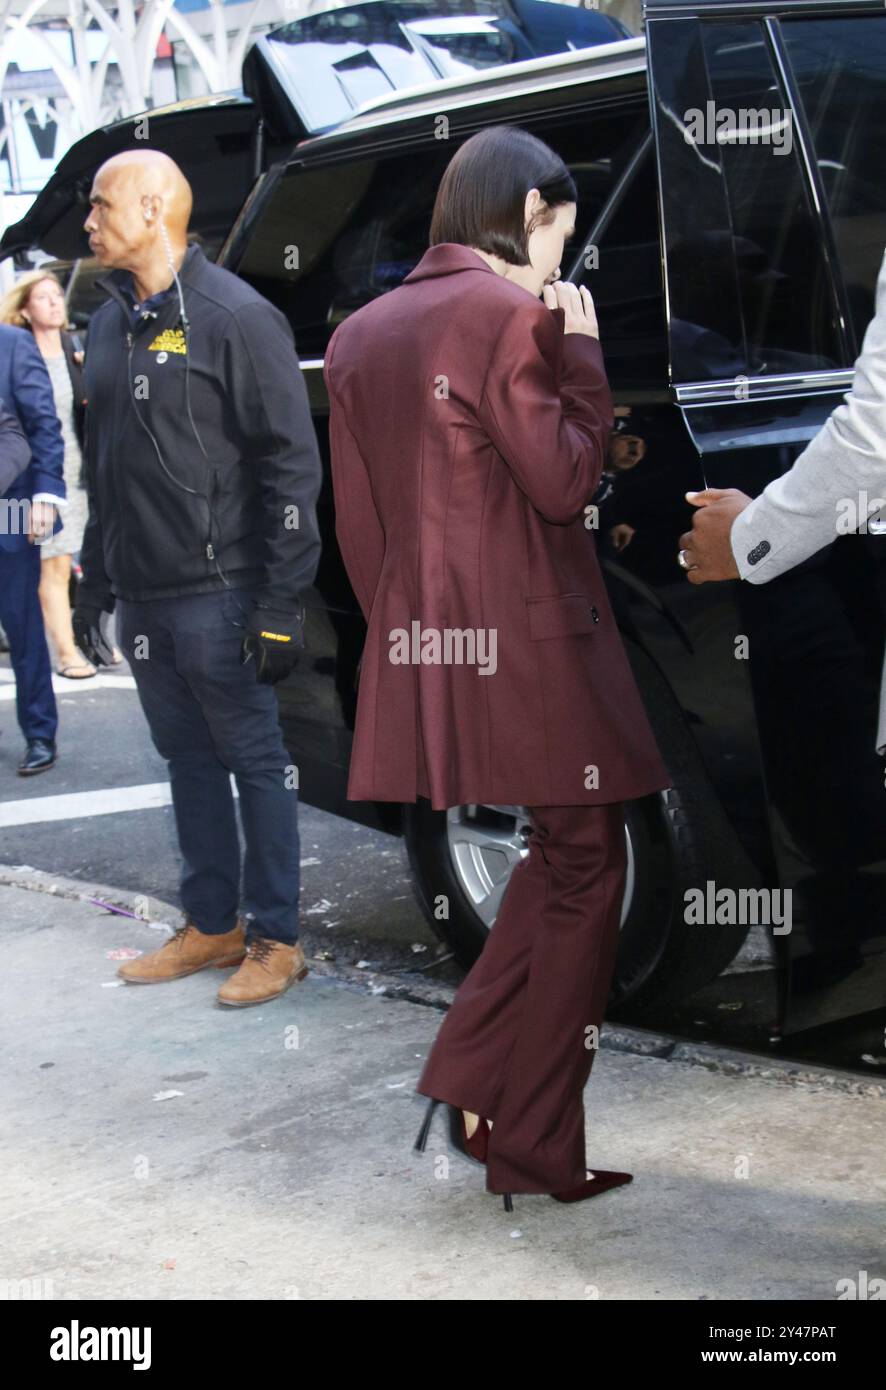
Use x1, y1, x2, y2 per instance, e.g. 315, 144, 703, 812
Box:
542, 281, 599, 339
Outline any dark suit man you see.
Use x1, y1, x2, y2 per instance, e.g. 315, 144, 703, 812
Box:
0, 324, 66, 775
74, 148, 322, 1007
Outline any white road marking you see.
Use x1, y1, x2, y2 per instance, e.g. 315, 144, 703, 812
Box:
0, 776, 239, 828
0, 674, 136, 701
0, 782, 173, 827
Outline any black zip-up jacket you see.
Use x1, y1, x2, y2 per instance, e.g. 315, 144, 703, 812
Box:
79, 243, 322, 609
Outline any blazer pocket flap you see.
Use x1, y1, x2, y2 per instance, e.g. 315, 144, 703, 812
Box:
526, 593, 599, 640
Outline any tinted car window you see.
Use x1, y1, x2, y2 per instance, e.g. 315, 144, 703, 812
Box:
782, 15, 886, 352
649, 18, 843, 382
574, 143, 668, 391
233, 109, 649, 358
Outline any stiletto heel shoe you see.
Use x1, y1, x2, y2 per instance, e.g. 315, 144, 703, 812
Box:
447, 1105, 490, 1163
551, 1169, 633, 1203
502, 1193, 513, 1213
414, 1097, 491, 1163
414, 1097, 440, 1152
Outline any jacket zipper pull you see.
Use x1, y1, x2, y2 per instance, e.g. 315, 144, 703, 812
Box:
206, 544, 215, 559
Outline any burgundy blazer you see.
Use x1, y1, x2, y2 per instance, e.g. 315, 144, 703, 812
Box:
323, 241, 670, 809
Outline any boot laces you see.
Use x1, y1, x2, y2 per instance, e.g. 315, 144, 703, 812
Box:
168, 923, 196, 948
245, 935, 277, 968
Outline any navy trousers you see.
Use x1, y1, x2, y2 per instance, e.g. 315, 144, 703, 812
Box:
0, 542, 57, 743
118, 587, 301, 944
416, 801, 627, 1194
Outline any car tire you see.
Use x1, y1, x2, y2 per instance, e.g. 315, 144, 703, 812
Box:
403, 647, 755, 1014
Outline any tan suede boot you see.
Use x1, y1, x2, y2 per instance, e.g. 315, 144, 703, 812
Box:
118, 918, 247, 983
216, 936, 309, 1007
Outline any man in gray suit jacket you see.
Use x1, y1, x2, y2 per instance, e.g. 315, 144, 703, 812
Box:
678, 246, 886, 754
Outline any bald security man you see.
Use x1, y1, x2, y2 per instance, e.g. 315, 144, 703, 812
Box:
73, 150, 322, 1006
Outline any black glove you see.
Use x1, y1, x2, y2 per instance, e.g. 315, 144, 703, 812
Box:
73, 604, 115, 667
241, 602, 305, 685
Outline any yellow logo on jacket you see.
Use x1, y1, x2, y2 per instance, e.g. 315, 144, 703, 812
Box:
147, 327, 187, 355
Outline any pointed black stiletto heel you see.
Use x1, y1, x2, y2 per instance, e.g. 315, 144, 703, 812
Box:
502, 1193, 513, 1212
414, 1097, 440, 1152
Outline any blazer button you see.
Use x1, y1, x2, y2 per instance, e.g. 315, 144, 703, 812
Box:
590, 605, 599, 622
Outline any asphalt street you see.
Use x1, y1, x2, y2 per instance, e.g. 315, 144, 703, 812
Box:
0, 649, 450, 981
2, 644, 885, 1075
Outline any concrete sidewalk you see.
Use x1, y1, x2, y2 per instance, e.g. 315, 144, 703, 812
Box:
1, 868, 884, 1301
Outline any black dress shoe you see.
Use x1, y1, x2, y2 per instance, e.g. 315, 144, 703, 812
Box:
18, 738, 57, 776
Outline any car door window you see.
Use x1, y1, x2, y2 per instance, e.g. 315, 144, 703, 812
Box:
648, 17, 843, 383
573, 140, 668, 391
781, 15, 886, 354
233, 107, 649, 359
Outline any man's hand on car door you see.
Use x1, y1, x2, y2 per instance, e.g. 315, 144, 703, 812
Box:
678, 487, 753, 583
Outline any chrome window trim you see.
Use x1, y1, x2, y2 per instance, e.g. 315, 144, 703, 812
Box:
304, 364, 855, 402
674, 370, 854, 405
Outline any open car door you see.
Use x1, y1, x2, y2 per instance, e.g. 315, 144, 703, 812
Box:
645, 0, 886, 1034
0, 94, 258, 268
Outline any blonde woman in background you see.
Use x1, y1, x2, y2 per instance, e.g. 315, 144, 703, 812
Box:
1, 271, 106, 677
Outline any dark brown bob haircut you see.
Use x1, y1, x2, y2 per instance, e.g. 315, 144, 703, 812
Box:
429, 125, 577, 267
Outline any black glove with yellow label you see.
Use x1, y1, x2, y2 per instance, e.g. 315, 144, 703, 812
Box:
73, 604, 116, 667
241, 601, 305, 685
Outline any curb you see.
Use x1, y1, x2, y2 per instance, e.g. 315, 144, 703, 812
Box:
0, 863, 176, 934
3, 863, 884, 1102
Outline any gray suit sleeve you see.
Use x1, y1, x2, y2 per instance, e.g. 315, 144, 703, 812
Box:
730, 246, 886, 583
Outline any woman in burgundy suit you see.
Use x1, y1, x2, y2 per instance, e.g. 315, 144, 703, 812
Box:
323, 126, 670, 1211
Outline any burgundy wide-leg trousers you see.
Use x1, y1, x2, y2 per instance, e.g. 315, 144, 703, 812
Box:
416, 801, 627, 1194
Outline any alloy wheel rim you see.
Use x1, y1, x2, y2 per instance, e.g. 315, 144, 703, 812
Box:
445, 804, 635, 930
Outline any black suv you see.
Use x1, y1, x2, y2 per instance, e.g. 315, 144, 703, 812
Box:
7, 0, 886, 1037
